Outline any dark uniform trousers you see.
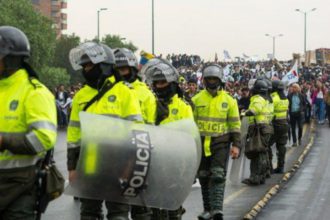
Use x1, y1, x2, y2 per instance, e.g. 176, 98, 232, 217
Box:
0, 167, 37, 220
250, 133, 272, 184
268, 121, 289, 169
198, 142, 230, 213
80, 199, 129, 220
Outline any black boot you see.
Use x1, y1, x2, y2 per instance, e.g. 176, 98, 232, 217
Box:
273, 167, 284, 174
198, 211, 212, 220
211, 210, 223, 220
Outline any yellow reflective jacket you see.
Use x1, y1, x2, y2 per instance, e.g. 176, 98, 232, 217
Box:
158, 94, 194, 125
248, 95, 272, 125
66, 85, 97, 170
67, 85, 97, 149
0, 69, 57, 170
131, 80, 156, 124
86, 76, 143, 121
192, 90, 241, 156
271, 92, 289, 121
82, 76, 143, 174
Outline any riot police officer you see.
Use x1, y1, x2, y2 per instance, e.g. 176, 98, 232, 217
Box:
69, 42, 143, 220
113, 48, 156, 219
114, 48, 156, 125
242, 79, 273, 186
143, 58, 194, 220
0, 26, 57, 219
192, 64, 241, 220
269, 80, 289, 173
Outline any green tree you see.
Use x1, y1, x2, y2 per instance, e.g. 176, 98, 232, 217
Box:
101, 35, 138, 52
0, 0, 57, 71
53, 34, 82, 84
39, 67, 70, 90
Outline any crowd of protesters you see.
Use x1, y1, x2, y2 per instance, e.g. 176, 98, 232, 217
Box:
55, 54, 330, 131
53, 83, 82, 128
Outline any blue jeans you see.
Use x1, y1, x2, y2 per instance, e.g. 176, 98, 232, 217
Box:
315, 98, 325, 122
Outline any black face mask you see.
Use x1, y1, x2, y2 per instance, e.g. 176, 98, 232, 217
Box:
154, 83, 176, 100
122, 68, 137, 83
82, 64, 102, 89
205, 80, 220, 90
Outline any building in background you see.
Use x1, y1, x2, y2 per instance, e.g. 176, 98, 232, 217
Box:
31, 0, 67, 38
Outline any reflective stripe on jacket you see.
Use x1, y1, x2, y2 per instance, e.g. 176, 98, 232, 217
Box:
0, 69, 57, 170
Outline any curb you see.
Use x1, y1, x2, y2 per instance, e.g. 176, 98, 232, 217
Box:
242, 121, 316, 220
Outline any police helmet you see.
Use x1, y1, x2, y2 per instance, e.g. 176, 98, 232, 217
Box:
69, 42, 115, 71
142, 58, 179, 84
257, 76, 272, 91
0, 26, 30, 59
113, 48, 138, 70
202, 64, 224, 81
272, 80, 285, 91
253, 79, 268, 93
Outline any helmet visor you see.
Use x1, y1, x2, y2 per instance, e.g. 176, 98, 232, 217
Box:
69, 42, 107, 70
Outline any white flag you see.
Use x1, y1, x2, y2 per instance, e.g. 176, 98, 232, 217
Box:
282, 61, 299, 85
223, 50, 231, 60
223, 64, 231, 77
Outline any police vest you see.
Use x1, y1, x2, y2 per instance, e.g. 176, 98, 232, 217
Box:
83, 76, 143, 174
248, 95, 272, 125
192, 90, 241, 156
159, 94, 193, 125
192, 90, 241, 137
0, 69, 57, 170
271, 92, 289, 120
131, 80, 156, 124
67, 85, 98, 150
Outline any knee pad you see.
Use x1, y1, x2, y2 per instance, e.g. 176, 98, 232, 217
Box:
210, 167, 226, 184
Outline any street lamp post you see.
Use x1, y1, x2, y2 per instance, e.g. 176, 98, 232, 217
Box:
152, 0, 155, 54
265, 34, 283, 59
295, 8, 317, 55
97, 8, 108, 42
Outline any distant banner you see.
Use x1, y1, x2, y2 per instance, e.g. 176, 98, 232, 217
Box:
282, 61, 299, 85
223, 50, 231, 60
223, 64, 231, 77
242, 53, 249, 59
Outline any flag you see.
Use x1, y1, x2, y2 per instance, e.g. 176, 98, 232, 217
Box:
282, 61, 299, 85
242, 53, 249, 59
223, 64, 231, 77
139, 50, 155, 69
223, 50, 231, 60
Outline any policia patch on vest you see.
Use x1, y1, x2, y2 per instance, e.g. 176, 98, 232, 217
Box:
171, 108, 178, 115
9, 100, 19, 111
222, 102, 228, 108
108, 95, 117, 103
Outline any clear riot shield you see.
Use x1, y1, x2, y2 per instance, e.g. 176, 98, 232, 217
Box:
229, 117, 250, 184
161, 119, 202, 166
65, 112, 200, 210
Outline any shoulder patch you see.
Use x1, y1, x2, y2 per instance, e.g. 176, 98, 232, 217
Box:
9, 100, 19, 111
222, 102, 228, 108
171, 108, 178, 115
108, 95, 117, 102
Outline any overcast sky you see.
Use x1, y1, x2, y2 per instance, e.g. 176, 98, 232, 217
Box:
65, 0, 330, 61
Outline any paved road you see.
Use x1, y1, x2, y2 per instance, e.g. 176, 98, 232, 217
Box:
258, 124, 330, 220
44, 123, 314, 220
